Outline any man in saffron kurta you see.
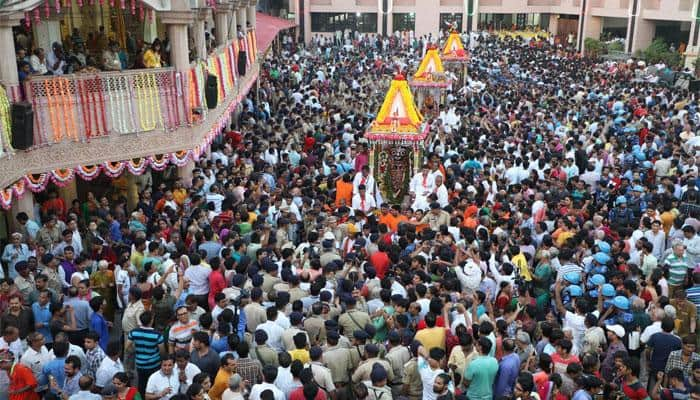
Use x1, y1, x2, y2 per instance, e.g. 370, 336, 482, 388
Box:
335, 174, 354, 208
208, 354, 236, 400
0, 350, 39, 400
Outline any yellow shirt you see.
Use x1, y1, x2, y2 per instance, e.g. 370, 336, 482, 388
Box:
143, 49, 161, 68
512, 253, 532, 281
288, 349, 310, 364
414, 327, 446, 351
209, 368, 232, 400
130, 251, 144, 272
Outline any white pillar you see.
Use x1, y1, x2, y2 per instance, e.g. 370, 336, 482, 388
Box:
247, 4, 256, 29
215, 7, 230, 46
10, 191, 35, 234
0, 14, 22, 101
229, 9, 238, 40
161, 8, 194, 127
193, 9, 210, 60
238, 6, 248, 33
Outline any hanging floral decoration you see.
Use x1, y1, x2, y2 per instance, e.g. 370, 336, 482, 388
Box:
148, 154, 169, 171
12, 180, 26, 197
50, 168, 75, 186
0, 188, 12, 210
102, 161, 126, 178
171, 150, 192, 167
127, 158, 148, 175
75, 165, 102, 181
24, 173, 50, 192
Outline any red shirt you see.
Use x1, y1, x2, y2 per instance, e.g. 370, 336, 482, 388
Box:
289, 387, 326, 400
369, 251, 390, 279
208, 269, 227, 309
9, 363, 38, 400
416, 315, 446, 330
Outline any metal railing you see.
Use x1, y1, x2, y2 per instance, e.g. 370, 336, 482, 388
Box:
25, 67, 187, 147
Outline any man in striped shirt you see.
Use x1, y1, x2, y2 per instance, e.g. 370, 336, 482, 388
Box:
686, 272, 700, 316
665, 241, 691, 298
127, 311, 165, 396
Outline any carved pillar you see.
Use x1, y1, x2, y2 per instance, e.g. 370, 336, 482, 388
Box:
161, 6, 194, 127
214, 4, 233, 47
193, 9, 211, 61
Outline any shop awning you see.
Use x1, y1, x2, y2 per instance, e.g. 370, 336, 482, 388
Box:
256, 12, 297, 53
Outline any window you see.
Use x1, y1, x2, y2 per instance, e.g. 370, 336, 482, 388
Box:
392, 13, 416, 32
439, 13, 463, 32
310, 12, 378, 33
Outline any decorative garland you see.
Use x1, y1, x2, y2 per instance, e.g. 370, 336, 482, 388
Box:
171, 150, 192, 166
75, 165, 101, 180
149, 154, 169, 171
24, 174, 50, 192
12, 180, 26, 197
126, 158, 148, 175
103, 161, 126, 177
0, 85, 13, 153
135, 73, 161, 131
0, 188, 12, 210
50, 168, 75, 187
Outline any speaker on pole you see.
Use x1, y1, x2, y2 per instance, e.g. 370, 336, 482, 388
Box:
11, 102, 33, 150
205, 74, 218, 109
237, 51, 247, 77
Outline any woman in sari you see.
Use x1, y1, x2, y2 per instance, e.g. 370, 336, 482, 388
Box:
90, 260, 116, 321
113, 372, 142, 400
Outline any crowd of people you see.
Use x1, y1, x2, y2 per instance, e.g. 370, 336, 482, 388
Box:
1, 24, 699, 400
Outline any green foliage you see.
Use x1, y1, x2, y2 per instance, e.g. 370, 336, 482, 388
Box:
607, 41, 624, 52
641, 38, 681, 67
584, 37, 606, 58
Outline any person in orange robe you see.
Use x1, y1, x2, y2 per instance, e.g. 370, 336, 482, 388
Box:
335, 174, 354, 208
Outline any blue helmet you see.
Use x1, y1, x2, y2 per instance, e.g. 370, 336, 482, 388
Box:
602, 284, 616, 297
589, 274, 606, 286
593, 252, 611, 265
616, 196, 627, 205
597, 241, 611, 254
564, 272, 581, 285
567, 285, 583, 297
613, 295, 630, 310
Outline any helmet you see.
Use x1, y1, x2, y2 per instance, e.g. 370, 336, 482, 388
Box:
564, 272, 581, 285
598, 241, 611, 254
589, 274, 606, 286
568, 285, 583, 297
602, 284, 616, 297
616, 196, 627, 205
593, 252, 611, 265
613, 295, 630, 310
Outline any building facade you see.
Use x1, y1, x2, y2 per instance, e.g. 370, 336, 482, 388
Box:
292, 0, 698, 55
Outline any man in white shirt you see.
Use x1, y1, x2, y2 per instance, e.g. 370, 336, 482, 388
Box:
351, 185, 376, 213
309, 347, 335, 393
256, 308, 285, 353
95, 342, 124, 390
248, 365, 284, 400
184, 254, 211, 309
352, 165, 377, 199
0, 326, 23, 361
410, 165, 435, 211
146, 356, 180, 400
433, 175, 449, 208
173, 350, 201, 394
20, 332, 52, 391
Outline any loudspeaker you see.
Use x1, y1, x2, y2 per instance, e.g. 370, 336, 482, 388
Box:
11, 102, 33, 150
205, 74, 218, 109
691, 79, 700, 91
237, 51, 247, 77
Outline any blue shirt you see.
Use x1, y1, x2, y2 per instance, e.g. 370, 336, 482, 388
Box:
90, 313, 109, 350
32, 302, 52, 343
109, 220, 122, 242
41, 357, 67, 392
2, 243, 29, 279
494, 352, 521, 398
237, 308, 247, 341
198, 241, 223, 262
128, 327, 164, 370
211, 336, 228, 353
64, 298, 93, 330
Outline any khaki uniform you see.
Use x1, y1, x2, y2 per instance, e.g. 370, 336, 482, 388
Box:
252, 344, 279, 368
310, 362, 336, 392
323, 345, 352, 385
243, 302, 267, 333
349, 344, 365, 370
385, 345, 411, 385
351, 357, 394, 383
338, 309, 371, 338
262, 274, 281, 296
402, 358, 422, 400
304, 316, 326, 346
289, 287, 308, 303
366, 384, 393, 400
281, 327, 310, 351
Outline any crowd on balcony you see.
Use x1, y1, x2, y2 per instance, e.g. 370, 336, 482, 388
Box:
0, 22, 699, 400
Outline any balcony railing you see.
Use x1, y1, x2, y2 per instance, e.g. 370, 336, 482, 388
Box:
25, 68, 187, 147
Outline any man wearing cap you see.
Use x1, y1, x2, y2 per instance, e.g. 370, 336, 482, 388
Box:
351, 343, 394, 384
304, 303, 326, 346
601, 324, 627, 382
339, 296, 371, 340
323, 330, 352, 387
243, 288, 267, 334
365, 364, 392, 400
252, 330, 278, 368
385, 330, 410, 394
309, 346, 335, 393
281, 312, 310, 352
